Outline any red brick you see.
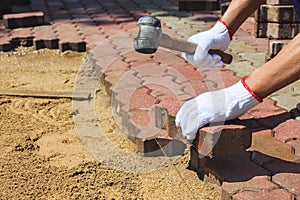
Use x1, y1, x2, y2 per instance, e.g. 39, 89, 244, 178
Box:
0, 37, 12, 52
181, 80, 210, 96
134, 63, 167, 78
272, 173, 300, 198
9, 27, 33, 46
105, 58, 130, 73
59, 39, 86, 52
274, 119, 300, 142
166, 65, 204, 83
249, 129, 299, 162
179, 0, 219, 11
130, 109, 151, 127
222, 176, 278, 199
151, 50, 187, 66
143, 76, 183, 96
159, 99, 181, 117
129, 90, 159, 110
194, 122, 252, 157
286, 139, 300, 157
3, 11, 44, 29
248, 98, 286, 118
33, 25, 59, 49
233, 189, 295, 200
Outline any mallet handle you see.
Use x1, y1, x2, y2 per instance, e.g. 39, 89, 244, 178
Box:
160, 33, 232, 64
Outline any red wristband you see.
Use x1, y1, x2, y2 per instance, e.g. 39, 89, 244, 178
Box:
218, 20, 233, 40
241, 77, 263, 103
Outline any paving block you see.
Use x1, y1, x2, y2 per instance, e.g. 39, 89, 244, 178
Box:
232, 189, 295, 200
0, 37, 12, 52
267, 39, 290, 58
221, 176, 278, 200
286, 139, 300, 157
192, 121, 252, 158
255, 21, 300, 39
274, 118, 300, 142
255, 5, 299, 23
178, 0, 219, 11
33, 25, 59, 50
9, 27, 33, 47
249, 129, 299, 162
3, 12, 45, 29
272, 173, 300, 198
56, 24, 86, 52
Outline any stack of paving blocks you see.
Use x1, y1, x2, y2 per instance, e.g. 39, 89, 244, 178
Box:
255, 0, 299, 58
0, 3, 86, 52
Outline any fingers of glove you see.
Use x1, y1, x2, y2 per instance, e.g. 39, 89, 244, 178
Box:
175, 98, 198, 127
180, 112, 209, 140
211, 54, 224, 67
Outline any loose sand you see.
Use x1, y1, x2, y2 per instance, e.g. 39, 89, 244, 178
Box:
0, 48, 220, 199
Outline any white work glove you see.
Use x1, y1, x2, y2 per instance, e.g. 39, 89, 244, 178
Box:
175, 79, 262, 140
182, 20, 231, 68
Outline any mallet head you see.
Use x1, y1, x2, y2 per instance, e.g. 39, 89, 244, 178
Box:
133, 16, 162, 54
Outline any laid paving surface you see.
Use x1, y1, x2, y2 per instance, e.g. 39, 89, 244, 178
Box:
1, 0, 300, 199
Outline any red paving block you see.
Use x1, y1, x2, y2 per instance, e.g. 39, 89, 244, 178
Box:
55, 24, 86, 52
159, 99, 181, 117
10, 27, 33, 46
0, 37, 12, 52
134, 63, 167, 78
232, 189, 295, 200
181, 80, 209, 96
166, 65, 205, 83
272, 173, 300, 198
274, 119, 300, 142
129, 89, 159, 110
222, 176, 278, 199
105, 58, 131, 73
3, 12, 44, 29
143, 76, 183, 97
203, 69, 240, 88
286, 139, 300, 157
193, 122, 252, 158
249, 129, 299, 162
33, 25, 59, 50
151, 50, 187, 66
130, 109, 151, 127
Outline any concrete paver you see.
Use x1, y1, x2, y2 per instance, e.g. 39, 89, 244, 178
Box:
0, 0, 300, 199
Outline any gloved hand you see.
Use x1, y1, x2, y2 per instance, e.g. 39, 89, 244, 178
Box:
175, 78, 262, 140
182, 20, 232, 68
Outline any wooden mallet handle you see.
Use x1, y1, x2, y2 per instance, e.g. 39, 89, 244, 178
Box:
159, 33, 232, 64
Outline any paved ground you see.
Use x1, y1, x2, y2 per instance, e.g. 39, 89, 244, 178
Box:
0, 0, 300, 199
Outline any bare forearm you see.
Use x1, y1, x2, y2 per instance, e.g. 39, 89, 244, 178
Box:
221, 0, 264, 34
245, 34, 300, 98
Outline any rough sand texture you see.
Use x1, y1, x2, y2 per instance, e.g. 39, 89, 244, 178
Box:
0, 48, 220, 199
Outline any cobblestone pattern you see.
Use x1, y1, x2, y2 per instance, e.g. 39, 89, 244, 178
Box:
0, 0, 300, 199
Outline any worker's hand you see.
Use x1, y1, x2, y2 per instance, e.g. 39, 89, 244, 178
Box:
182, 21, 231, 68
175, 79, 262, 140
